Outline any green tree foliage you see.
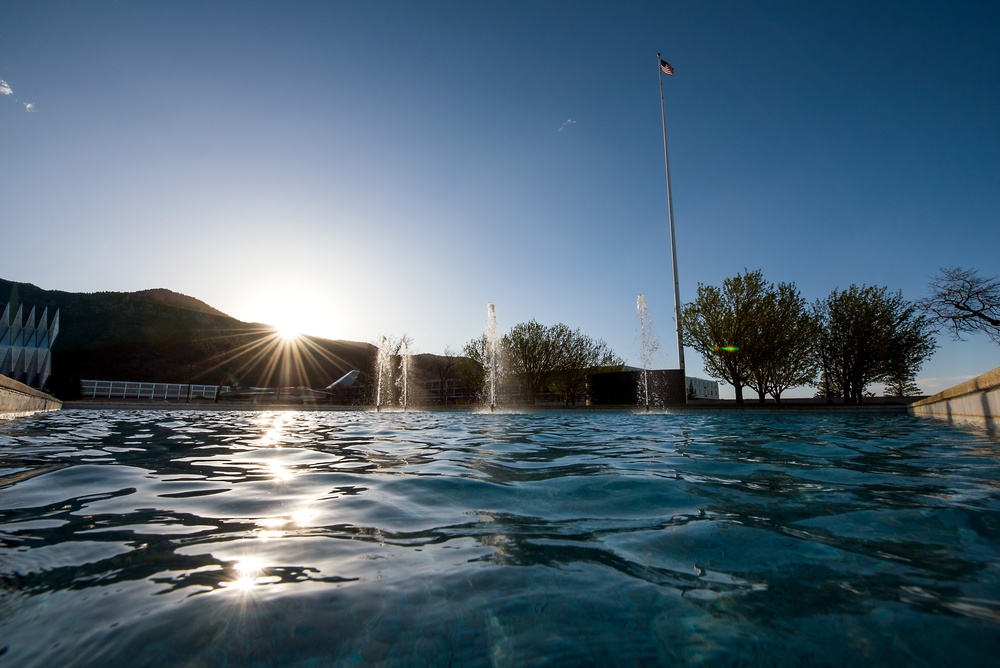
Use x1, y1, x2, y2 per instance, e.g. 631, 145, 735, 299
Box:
918, 266, 1000, 345
463, 320, 624, 405
548, 328, 624, 405
881, 305, 938, 397
745, 282, 819, 403
458, 334, 492, 402
814, 285, 936, 403
502, 320, 565, 402
882, 374, 922, 398
682, 270, 816, 403
680, 271, 762, 403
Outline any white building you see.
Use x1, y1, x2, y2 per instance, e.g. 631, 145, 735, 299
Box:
686, 376, 720, 400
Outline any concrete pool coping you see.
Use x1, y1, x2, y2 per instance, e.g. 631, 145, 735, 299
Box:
908, 365, 1000, 435
0, 375, 62, 417
58, 400, 914, 414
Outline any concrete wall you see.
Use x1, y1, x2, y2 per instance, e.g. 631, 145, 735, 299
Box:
908, 366, 1000, 435
0, 374, 62, 417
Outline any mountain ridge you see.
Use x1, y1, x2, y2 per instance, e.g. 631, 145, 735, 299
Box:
1, 278, 376, 398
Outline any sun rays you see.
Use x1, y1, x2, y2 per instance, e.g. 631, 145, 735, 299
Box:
187, 324, 363, 394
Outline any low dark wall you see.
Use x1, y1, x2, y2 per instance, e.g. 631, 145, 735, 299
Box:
588, 369, 687, 406
0, 374, 62, 416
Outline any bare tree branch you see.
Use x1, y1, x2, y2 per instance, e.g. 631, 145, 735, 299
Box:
918, 267, 1000, 344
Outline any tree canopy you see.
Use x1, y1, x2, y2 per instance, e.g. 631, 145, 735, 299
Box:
681, 270, 816, 403
461, 320, 623, 405
683, 271, 936, 403
680, 270, 763, 403
814, 285, 936, 403
745, 281, 818, 403
459, 334, 497, 403
918, 267, 1000, 345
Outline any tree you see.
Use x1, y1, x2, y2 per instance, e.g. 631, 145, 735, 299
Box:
814, 285, 936, 404
681, 270, 771, 404
918, 267, 1000, 344
814, 369, 843, 401
477, 320, 626, 405
430, 346, 459, 404
502, 320, 570, 403
882, 374, 921, 398
549, 329, 624, 405
458, 334, 492, 403
882, 308, 938, 397
747, 282, 819, 403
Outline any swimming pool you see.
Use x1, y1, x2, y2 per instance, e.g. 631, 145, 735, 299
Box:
1, 408, 998, 666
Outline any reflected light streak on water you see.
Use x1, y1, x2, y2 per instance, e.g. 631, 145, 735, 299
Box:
267, 461, 293, 481
229, 556, 267, 591
0, 408, 998, 667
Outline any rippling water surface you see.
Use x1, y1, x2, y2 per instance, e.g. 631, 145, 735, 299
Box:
1, 408, 998, 666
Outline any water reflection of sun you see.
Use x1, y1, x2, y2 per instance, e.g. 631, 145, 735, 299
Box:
268, 461, 293, 481
255, 413, 290, 447
228, 556, 267, 591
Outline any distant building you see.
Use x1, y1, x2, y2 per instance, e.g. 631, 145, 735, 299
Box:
0, 303, 59, 389
424, 378, 468, 404
685, 376, 720, 400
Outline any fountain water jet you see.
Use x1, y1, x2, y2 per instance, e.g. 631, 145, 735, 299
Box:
636, 294, 659, 411
398, 340, 410, 411
485, 303, 501, 412
375, 336, 391, 412
374, 335, 414, 411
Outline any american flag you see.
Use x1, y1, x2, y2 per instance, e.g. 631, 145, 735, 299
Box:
659, 58, 674, 75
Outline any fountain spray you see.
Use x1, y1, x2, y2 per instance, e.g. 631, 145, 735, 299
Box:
375, 335, 390, 412
637, 294, 657, 412
486, 303, 500, 412
399, 340, 410, 411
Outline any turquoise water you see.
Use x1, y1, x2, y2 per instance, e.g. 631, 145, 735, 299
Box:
1, 408, 998, 666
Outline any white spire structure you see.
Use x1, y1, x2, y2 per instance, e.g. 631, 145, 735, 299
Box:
657, 52, 685, 372
1, 303, 60, 388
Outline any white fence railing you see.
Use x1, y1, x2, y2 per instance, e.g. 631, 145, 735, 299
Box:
81, 380, 230, 401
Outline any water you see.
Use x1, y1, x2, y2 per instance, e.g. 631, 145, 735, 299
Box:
485, 303, 501, 411
1, 409, 998, 666
375, 335, 390, 411
636, 294, 659, 410
399, 340, 410, 411
376, 336, 413, 411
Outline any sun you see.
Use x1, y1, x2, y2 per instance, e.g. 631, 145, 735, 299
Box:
233, 289, 342, 342
277, 326, 301, 341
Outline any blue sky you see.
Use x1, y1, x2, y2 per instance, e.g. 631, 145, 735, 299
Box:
2, 1, 998, 398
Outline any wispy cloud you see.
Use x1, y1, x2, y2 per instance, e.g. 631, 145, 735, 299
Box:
558, 118, 577, 132
917, 374, 974, 394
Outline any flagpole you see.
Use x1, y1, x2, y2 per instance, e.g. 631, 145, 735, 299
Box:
657, 53, 685, 373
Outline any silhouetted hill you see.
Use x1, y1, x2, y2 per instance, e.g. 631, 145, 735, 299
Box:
1, 279, 375, 399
